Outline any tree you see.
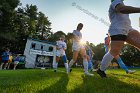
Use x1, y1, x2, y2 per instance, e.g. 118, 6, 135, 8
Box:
92, 43, 105, 60
121, 44, 140, 66
0, 2, 52, 53
65, 33, 73, 61
48, 31, 66, 42
36, 12, 52, 40
0, 0, 20, 52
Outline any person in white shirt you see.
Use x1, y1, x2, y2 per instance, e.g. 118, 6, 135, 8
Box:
69, 23, 94, 76
53, 35, 69, 74
97, 0, 140, 78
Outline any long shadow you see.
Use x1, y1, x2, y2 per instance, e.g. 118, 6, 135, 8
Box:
110, 73, 140, 79
70, 74, 140, 93
37, 72, 69, 93
0, 69, 67, 93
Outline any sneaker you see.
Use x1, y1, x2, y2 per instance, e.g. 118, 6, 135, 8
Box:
3, 68, 6, 70
97, 69, 107, 78
54, 70, 57, 72
69, 68, 72, 73
85, 72, 94, 76
92, 69, 97, 72
126, 70, 136, 74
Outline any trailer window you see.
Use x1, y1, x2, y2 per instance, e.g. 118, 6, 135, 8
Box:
31, 43, 36, 49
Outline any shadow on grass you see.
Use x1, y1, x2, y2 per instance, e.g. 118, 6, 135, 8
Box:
0, 69, 140, 93
70, 74, 140, 93
37, 73, 69, 93
0, 69, 68, 93
110, 73, 140, 80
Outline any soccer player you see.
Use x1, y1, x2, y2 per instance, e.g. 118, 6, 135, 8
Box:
97, 0, 140, 78
53, 35, 69, 74
68, 23, 94, 76
104, 34, 135, 74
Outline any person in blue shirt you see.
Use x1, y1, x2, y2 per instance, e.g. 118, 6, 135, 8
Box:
0, 48, 11, 70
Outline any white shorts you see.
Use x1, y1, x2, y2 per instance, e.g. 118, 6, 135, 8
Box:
14, 61, 19, 64
72, 44, 85, 51
109, 28, 135, 36
56, 50, 65, 57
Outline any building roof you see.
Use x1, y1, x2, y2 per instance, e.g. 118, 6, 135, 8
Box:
27, 38, 56, 45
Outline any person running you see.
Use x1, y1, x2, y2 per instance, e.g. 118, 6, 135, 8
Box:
68, 23, 94, 76
85, 41, 94, 71
13, 54, 20, 70
104, 34, 135, 74
97, 0, 140, 78
0, 48, 11, 70
53, 35, 69, 74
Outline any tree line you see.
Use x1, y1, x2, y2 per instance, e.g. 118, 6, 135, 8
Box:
0, 0, 140, 66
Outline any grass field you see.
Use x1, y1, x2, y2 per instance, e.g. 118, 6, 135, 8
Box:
0, 68, 140, 93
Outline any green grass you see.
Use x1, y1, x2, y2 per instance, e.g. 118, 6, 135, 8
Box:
0, 68, 140, 93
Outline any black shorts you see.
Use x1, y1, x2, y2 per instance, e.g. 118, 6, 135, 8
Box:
110, 34, 127, 41
2, 60, 8, 63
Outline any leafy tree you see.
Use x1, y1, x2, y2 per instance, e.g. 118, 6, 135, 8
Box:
121, 44, 140, 66
92, 43, 105, 60
0, 2, 52, 53
48, 31, 66, 42
65, 33, 73, 61
0, 0, 20, 52
36, 12, 52, 40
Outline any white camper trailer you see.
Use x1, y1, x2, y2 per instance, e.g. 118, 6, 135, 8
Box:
24, 38, 56, 68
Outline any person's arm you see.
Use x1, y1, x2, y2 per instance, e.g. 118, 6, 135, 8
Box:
56, 46, 60, 50
115, 4, 140, 14
63, 43, 67, 51
56, 41, 60, 50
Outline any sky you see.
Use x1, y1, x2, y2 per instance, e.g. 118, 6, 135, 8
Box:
20, 0, 140, 45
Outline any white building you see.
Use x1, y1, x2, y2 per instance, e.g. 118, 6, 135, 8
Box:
24, 38, 56, 68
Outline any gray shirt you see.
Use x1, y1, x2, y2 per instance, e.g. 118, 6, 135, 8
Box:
72, 30, 82, 46
109, 0, 132, 31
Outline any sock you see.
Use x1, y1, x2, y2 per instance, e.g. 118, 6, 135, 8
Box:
64, 63, 69, 72
100, 52, 114, 71
88, 60, 93, 70
62, 55, 67, 63
0, 65, 2, 69
83, 58, 88, 73
69, 59, 74, 68
53, 62, 58, 70
117, 57, 128, 72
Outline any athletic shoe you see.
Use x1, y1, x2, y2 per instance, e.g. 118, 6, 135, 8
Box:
54, 70, 57, 72
126, 70, 136, 74
3, 68, 6, 70
97, 69, 107, 78
85, 72, 94, 76
69, 68, 72, 73
92, 69, 97, 72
